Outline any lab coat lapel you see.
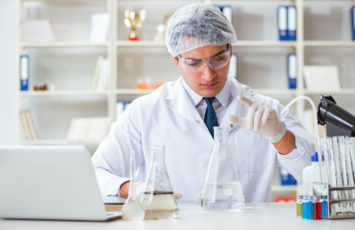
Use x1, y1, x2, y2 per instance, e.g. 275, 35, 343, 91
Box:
167, 78, 206, 126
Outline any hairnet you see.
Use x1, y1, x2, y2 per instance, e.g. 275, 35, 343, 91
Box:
166, 3, 237, 57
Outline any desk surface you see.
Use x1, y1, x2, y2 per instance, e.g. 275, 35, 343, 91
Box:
1, 203, 354, 230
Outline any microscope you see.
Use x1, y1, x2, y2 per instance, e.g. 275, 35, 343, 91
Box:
317, 95, 355, 137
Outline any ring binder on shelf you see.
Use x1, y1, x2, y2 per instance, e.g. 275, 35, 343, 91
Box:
351, 6, 355, 41
287, 53, 297, 89
20, 54, 29, 91
228, 53, 238, 80
287, 6, 297, 41
216, 5, 233, 23
278, 6, 288, 41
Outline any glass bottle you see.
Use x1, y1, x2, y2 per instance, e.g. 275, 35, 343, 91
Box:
200, 126, 245, 210
141, 146, 178, 219
121, 150, 145, 221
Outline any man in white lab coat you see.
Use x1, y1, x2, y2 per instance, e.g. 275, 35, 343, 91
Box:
92, 3, 315, 202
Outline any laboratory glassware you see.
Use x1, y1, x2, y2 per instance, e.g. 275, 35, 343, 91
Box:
121, 150, 145, 221
141, 146, 178, 219
200, 126, 245, 210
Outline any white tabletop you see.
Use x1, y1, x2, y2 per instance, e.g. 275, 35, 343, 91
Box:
0, 203, 354, 230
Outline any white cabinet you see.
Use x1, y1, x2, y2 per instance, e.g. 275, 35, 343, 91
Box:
18, 0, 355, 199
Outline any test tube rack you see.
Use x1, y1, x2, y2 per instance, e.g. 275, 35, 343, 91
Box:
327, 185, 355, 219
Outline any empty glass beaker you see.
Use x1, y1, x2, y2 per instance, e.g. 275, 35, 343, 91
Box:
200, 126, 245, 210
141, 146, 179, 219
121, 150, 145, 221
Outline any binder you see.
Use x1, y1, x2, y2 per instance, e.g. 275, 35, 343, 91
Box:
287, 6, 297, 41
20, 54, 29, 91
287, 53, 297, 89
352, 6, 355, 41
278, 6, 288, 41
89, 13, 108, 43
216, 5, 233, 23
228, 53, 238, 79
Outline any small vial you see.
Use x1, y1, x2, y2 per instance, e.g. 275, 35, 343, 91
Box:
321, 195, 328, 219
302, 196, 312, 219
296, 195, 303, 217
312, 196, 321, 220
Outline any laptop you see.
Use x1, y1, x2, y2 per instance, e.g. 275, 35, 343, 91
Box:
0, 145, 121, 221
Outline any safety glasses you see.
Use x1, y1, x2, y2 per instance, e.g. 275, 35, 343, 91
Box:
178, 44, 231, 73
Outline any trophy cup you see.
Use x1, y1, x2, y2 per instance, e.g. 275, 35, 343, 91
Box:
124, 9, 146, 41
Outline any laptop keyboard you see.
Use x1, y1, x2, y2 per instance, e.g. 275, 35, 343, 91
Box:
107, 212, 121, 216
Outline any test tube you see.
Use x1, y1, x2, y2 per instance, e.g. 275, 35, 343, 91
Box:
327, 137, 340, 215
321, 137, 331, 186
338, 136, 351, 214
347, 137, 355, 214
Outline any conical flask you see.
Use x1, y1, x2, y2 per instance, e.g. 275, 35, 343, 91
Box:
200, 126, 245, 210
121, 150, 145, 221
141, 146, 179, 219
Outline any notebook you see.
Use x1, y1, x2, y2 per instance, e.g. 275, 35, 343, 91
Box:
0, 145, 121, 221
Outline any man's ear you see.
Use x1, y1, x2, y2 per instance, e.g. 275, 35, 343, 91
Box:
173, 57, 179, 68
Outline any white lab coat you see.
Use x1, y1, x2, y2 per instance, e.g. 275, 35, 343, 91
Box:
92, 77, 315, 202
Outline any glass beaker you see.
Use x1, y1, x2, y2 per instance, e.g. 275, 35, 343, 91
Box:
141, 146, 178, 219
200, 126, 245, 210
121, 150, 145, 221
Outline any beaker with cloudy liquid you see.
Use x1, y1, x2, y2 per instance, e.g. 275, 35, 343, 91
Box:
200, 126, 245, 210
141, 146, 178, 219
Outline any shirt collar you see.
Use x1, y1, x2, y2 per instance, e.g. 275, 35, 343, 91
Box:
182, 79, 203, 106
182, 78, 231, 109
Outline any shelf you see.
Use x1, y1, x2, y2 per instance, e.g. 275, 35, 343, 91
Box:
232, 41, 297, 47
117, 0, 299, 2
116, 40, 297, 48
20, 90, 109, 96
303, 89, 355, 95
20, 139, 100, 146
116, 41, 166, 48
115, 88, 298, 96
254, 89, 298, 95
271, 185, 298, 192
303, 0, 355, 1
21, 42, 109, 48
17, 0, 355, 156
304, 41, 355, 47
116, 89, 154, 95
21, 0, 103, 3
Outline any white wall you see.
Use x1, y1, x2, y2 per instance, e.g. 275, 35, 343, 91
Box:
0, 0, 18, 145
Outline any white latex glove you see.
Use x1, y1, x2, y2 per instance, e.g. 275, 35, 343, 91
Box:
229, 96, 286, 143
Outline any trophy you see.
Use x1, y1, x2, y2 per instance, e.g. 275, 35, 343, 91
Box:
124, 9, 146, 41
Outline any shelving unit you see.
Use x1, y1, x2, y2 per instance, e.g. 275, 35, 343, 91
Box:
18, 0, 111, 145
17, 0, 355, 200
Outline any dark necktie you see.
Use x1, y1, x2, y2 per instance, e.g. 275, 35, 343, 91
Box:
203, 97, 219, 138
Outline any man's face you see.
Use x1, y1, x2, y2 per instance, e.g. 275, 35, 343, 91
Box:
174, 44, 232, 98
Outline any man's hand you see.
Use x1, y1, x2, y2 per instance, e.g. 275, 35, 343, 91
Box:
229, 96, 285, 142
